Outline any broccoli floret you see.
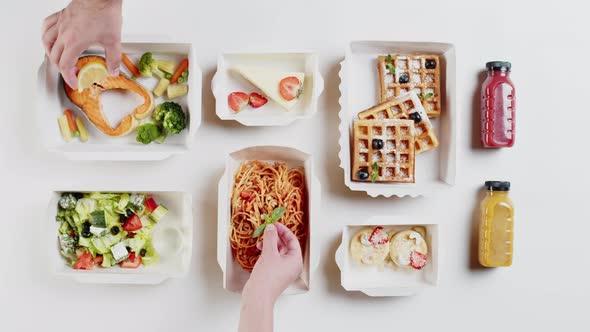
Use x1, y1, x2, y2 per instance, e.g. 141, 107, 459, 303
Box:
138, 52, 166, 78
152, 101, 179, 123
162, 106, 187, 135
59, 193, 78, 210
136, 123, 162, 144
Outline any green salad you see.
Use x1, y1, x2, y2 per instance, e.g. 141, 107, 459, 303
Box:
56, 192, 168, 270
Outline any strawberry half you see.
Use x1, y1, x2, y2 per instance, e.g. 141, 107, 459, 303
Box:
410, 251, 427, 270
228, 92, 249, 112
279, 76, 301, 101
368, 226, 389, 245
249, 92, 268, 108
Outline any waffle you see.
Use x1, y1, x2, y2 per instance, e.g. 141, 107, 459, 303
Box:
377, 54, 441, 118
352, 119, 415, 183
358, 92, 439, 154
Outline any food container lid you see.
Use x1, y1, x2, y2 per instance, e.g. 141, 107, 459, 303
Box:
486, 61, 511, 71
485, 181, 510, 191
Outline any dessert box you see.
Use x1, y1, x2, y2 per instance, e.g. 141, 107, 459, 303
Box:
217, 146, 321, 295
36, 41, 201, 161
212, 52, 324, 126
335, 216, 439, 297
338, 41, 456, 197
47, 189, 193, 284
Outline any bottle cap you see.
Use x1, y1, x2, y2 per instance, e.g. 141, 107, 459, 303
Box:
485, 181, 510, 191
486, 61, 511, 71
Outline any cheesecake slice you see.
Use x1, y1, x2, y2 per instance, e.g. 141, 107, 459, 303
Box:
233, 66, 305, 110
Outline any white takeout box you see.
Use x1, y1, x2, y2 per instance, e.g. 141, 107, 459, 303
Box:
36, 41, 201, 161
217, 146, 320, 295
335, 216, 439, 297
338, 41, 456, 197
47, 189, 193, 284
212, 51, 324, 126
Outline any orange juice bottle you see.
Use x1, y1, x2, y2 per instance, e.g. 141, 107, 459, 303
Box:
479, 181, 514, 267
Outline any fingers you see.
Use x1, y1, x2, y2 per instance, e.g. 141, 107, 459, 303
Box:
261, 224, 279, 257
42, 23, 59, 56
58, 43, 85, 89
49, 40, 64, 68
103, 40, 121, 76
42, 11, 59, 33
275, 222, 302, 257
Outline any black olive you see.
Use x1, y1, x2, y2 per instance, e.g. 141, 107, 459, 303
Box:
372, 139, 384, 150
82, 221, 91, 231
125, 209, 134, 218
110, 226, 120, 235
139, 249, 147, 257
409, 112, 422, 123
357, 169, 370, 181
72, 192, 83, 199
81, 230, 92, 238
399, 74, 409, 84
425, 59, 436, 69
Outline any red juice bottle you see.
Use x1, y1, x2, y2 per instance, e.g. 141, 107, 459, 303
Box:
481, 61, 515, 148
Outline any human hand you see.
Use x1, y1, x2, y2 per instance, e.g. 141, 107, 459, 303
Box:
42, 0, 122, 89
243, 222, 303, 304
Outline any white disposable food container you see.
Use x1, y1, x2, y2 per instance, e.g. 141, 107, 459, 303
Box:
338, 41, 456, 197
47, 189, 193, 284
335, 215, 439, 297
217, 146, 321, 295
36, 41, 201, 161
212, 51, 324, 126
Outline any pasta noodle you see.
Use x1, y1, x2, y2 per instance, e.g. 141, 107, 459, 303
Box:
229, 160, 306, 271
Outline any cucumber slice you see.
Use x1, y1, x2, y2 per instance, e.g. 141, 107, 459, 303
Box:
90, 210, 106, 228
150, 205, 168, 223
78, 236, 91, 247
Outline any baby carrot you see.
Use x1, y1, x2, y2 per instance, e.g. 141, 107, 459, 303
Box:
64, 109, 79, 136
121, 53, 142, 78
170, 58, 189, 84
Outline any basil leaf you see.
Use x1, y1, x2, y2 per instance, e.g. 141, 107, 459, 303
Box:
270, 206, 286, 222
261, 214, 267, 221
252, 223, 267, 238
371, 162, 379, 183
386, 54, 392, 63
425, 93, 433, 98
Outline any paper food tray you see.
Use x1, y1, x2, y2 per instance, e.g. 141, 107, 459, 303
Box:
335, 215, 439, 297
47, 189, 193, 284
338, 41, 456, 197
217, 146, 320, 295
212, 51, 324, 126
36, 41, 201, 161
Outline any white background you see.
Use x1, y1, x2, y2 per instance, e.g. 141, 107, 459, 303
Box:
1, 0, 589, 330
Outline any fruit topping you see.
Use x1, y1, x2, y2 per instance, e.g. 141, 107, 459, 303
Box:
228, 92, 249, 112
372, 139, 384, 150
249, 92, 268, 108
279, 76, 302, 101
357, 168, 369, 181
410, 251, 427, 270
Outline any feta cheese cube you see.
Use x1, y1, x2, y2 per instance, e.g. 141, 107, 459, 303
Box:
110, 242, 129, 262
89, 226, 107, 236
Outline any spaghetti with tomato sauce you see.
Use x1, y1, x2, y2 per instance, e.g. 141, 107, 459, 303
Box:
230, 160, 306, 271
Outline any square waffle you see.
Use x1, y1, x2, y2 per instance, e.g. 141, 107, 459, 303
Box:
377, 54, 442, 118
357, 92, 439, 154
352, 119, 415, 183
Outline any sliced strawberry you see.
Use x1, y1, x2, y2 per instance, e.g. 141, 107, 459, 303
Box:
279, 76, 301, 101
122, 214, 142, 232
228, 92, 249, 112
249, 92, 268, 108
120, 252, 142, 268
73, 252, 94, 270
368, 226, 389, 245
410, 251, 427, 270
144, 197, 158, 213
